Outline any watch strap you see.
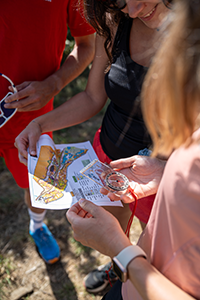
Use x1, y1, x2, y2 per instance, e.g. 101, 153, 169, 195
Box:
114, 245, 147, 269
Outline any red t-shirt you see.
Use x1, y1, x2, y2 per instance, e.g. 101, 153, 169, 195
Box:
0, 0, 95, 148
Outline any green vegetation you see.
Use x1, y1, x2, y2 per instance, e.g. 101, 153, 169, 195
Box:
0, 255, 14, 294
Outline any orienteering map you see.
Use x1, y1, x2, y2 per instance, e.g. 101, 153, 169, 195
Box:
28, 135, 122, 210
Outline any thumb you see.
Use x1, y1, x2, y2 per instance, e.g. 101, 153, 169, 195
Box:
79, 199, 100, 217
29, 121, 42, 156
29, 137, 38, 157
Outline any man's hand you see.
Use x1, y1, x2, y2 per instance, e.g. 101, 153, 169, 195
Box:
4, 77, 58, 112
100, 155, 166, 203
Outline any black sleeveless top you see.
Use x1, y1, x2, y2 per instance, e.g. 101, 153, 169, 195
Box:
100, 16, 152, 160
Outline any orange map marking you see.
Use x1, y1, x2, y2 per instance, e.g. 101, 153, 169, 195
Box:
33, 145, 88, 204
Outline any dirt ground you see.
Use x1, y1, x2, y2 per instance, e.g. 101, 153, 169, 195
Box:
0, 117, 142, 300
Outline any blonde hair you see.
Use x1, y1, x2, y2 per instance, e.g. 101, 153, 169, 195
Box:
142, 0, 200, 157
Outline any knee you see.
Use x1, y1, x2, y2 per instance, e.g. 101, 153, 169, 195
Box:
103, 203, 131, 232
24, 188, 31, 207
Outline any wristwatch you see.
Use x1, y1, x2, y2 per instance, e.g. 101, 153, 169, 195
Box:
112, 245, 147, 282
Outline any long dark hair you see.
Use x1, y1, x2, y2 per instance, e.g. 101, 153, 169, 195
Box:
82, 0, 125, 62
163, 0, 173, 8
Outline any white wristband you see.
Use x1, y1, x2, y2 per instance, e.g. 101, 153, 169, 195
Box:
116, 245, 147, 268
112, 245, 147, 282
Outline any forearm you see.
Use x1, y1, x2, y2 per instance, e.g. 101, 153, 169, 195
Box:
104, 229, 195, 300
43, 34, 95, 95
34, 35, 107, 134
108, 241, 196, 300
67, 201, 195, 300
67, 200, 196, 300
127, 257, 196, 300
34, 89, 107, 133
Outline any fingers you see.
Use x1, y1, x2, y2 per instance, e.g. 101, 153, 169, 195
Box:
5, 79, 54, 111
100, 187, 124, 202
110, 156, 137, 170
100, 187, 109, 195
67, 202, 91, 219
101, 180, 137, 203
4, 98, 36, 111
104, 186, 137, 203
107, 192, 121, 201
16, 101, 40, 112
67, 199, 95, 225
14, 135, 29, 165
27, 120, 42, 156
14, 81, 31, 91
8, 81, 31, 93
18, 152, 28, 166
28, 135, 38, 157
14, 121, 40, 160
4, 95, 39, 111
5, 82, 42, 111
78, 198, 99, 216
75, 202, 93, 219
120, 193, 136, 203
5, 82, 31, 103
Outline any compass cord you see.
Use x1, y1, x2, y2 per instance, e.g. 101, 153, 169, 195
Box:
125, 187, 138, 238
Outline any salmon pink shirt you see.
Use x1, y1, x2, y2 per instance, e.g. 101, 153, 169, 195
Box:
122, 134, 200, 300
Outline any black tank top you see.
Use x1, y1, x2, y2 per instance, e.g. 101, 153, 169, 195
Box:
100, 16, 152, 160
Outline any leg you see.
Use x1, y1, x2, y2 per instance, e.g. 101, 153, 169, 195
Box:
84, 203, 132, 294
2, 146, 60, 264
101, 280, 122, 300
103, 203, 132, 232
139, 220, 146, 230
24, 187, 45, 213
24, 187, 60, 264
24, 187, 46, 233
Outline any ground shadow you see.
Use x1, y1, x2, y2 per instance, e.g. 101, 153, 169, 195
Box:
46, 260, 78, 300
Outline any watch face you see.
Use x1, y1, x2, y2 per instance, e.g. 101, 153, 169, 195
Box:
112, 258, 127, 282
105, 172, 129, 191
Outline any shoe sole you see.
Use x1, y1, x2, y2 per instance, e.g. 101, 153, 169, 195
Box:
84, 277, 109, 294
35, 245, 60, 264
84, 278, 118, 294
47, 256, 60, 264
84, 264, 118, 294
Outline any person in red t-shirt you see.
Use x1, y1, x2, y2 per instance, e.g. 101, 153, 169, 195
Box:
0, 0, 95, 264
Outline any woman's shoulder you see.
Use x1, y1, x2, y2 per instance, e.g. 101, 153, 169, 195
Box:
169, 140, 200, 191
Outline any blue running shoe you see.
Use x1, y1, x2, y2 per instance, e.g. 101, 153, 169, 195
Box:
30, 223, 60, 264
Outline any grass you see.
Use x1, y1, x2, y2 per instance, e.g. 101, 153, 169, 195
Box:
69, 237, 93, 257
0, 255, 15, 298
56, 282, 76, 299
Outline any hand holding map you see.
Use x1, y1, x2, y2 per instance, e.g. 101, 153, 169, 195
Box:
28, 135, 122, 210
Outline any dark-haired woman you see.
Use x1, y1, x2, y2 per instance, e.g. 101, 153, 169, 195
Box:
67, 0, 200, 299
15, 0, 170, 292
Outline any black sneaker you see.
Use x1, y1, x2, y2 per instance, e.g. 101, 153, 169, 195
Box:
84, 261, 118, 294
